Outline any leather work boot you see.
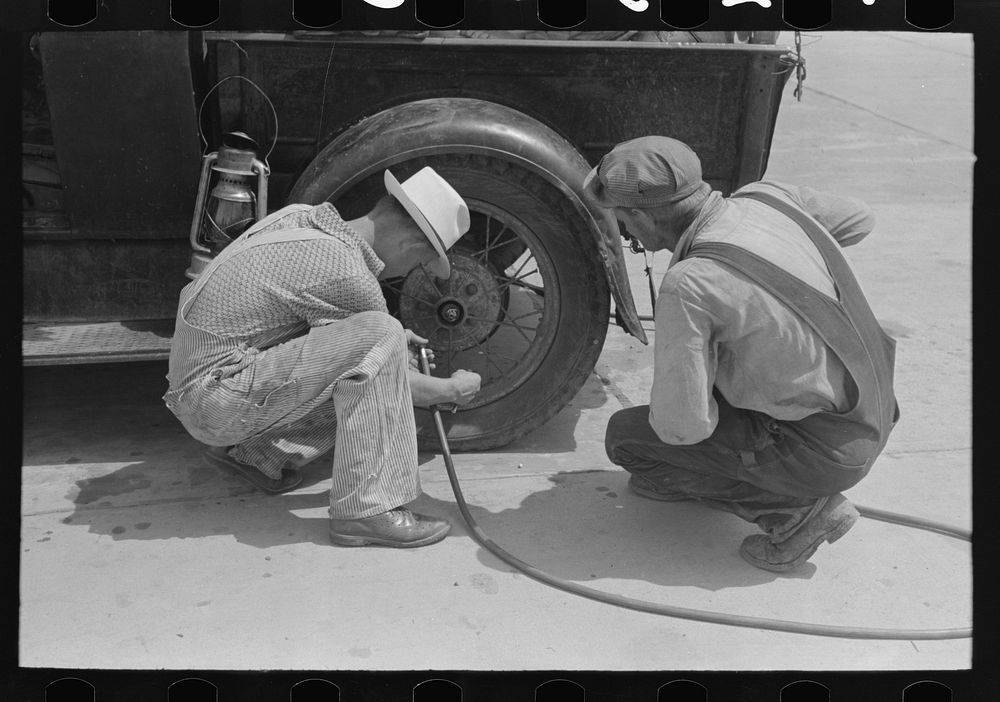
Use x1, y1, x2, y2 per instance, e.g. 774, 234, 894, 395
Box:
628, 474, 691, 502
740, 493, 859, 572
329, 507, 451, 548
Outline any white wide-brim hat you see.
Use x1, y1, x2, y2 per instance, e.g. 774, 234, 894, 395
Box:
384, 166, 471, 278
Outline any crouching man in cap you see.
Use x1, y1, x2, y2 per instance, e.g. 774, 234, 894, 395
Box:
163, 167, 482, 548
585, 137, 899, 572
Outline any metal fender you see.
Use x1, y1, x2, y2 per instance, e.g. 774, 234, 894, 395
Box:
289, 97, 647, 345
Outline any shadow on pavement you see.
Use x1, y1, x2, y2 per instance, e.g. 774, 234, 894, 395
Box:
30, 361, 794, 590
411, 470, 812, 591
59, 460, 803, 589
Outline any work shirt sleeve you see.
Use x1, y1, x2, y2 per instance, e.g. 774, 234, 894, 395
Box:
292, 275, 390, 327
648, 261, 721, 445
762, 181, 876, 248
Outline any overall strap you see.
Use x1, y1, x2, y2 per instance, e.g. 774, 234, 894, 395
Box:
728, 190, 882, 334
686, 241, 876, 413
688, 190, 898, 461
182, 207, 328, 315
244, 203, 312, 237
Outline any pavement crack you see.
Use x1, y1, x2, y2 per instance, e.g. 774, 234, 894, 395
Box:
883, 33, 972, 60
883, 446, 971, 457
803, 86, 970, 152
22, 492, 263, 518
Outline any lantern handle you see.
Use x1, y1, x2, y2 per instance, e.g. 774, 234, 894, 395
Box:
197, 75, 279, 163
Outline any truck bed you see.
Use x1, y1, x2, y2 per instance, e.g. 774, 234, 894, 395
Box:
22, 31, 793, 365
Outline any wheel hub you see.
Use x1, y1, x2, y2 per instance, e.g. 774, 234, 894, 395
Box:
437, 299, 465, 326
399, 253, 503, 352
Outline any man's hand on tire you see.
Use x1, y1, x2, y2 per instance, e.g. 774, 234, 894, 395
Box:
448, 370, 482, 406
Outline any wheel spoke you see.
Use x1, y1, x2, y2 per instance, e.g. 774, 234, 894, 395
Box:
465, 213, 494, 262
504, 310, 543, 324
466, 334, 512, 382
383, 279, 438, 309
497, 268, 543, 295
482, 214, 496, 263
506, 252, 535, 282
418, 264, 445, 296
503, 278, 545, 295
468, 218, 520, 264
447, 327, 454, 375
466, 314, 539, 345
489, 232, 520, 253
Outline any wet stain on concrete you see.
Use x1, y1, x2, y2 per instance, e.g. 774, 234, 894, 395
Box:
75, 472, 152, 505
111, 526, 126, 535
606, 491, 618, 498
595, 486, 609, 492
134, 522, 151, 530
459, 615, 481, 631
262, 573, 273, 578
61, 517, 72, 524
349, 647, 372, 658
469, 573, 499, 595
66, 457, 81, 464
188, 464, 217, 487
196, 600, 212, 607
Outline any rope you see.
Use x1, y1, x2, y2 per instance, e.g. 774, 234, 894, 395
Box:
793, 30, 807, 101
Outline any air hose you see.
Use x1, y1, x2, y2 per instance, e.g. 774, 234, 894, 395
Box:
419, 351, 971, 640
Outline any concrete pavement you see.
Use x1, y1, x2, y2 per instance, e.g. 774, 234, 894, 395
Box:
20, 32, 973, 672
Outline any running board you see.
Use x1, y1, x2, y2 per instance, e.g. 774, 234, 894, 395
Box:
22, 320, 174, 366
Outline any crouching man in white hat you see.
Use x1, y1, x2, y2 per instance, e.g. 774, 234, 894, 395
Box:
163, 167, 481, 548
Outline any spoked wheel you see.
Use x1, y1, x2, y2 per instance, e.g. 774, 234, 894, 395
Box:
311, 152, 610, 450
383, 200, 558, 409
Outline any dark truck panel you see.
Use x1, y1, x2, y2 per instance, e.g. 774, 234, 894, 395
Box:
23, 32, 202, 324
210, 34, 789, 211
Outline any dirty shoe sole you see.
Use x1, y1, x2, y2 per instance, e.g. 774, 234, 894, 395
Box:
628, 476, 691, 502
329, 523, 451, 549
203, 447, 302, 494
740, 509, 858, 573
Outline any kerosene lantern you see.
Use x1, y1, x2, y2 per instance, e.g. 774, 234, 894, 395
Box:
185, 131, 269, 279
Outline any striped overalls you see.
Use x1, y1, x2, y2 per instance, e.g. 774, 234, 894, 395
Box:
163, 207, 421, 519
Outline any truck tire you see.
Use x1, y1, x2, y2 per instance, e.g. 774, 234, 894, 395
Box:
313, 152, 611, 451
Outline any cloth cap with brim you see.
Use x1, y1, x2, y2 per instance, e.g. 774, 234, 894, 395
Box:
384, 166, 471, 278
582, 136, 704, 209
